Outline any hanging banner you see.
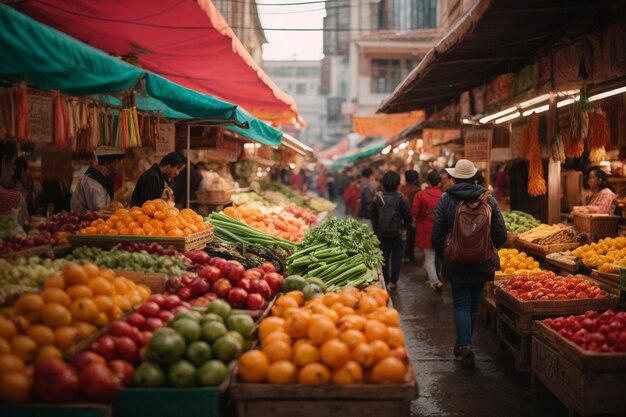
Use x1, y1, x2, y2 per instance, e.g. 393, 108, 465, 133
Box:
352, 111, 425, 138
422, 128, 461, 152
463, 129, 492, 162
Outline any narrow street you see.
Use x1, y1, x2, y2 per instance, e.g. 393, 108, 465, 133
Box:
392, 262, 568, 417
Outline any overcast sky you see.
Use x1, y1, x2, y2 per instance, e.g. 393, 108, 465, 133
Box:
257, 0, 327, 61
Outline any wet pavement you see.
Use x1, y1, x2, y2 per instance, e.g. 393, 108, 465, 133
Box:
393, 261, 569, 417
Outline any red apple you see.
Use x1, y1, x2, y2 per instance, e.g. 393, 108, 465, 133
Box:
227, 287, 248, 309
263, 272, 284, 294
251, 279, 272, 299
158, 310, 175, 323
171, 306, 191, 316
203, 293, 217, 302
237, 278, 253, 293
225, 260, 245, 282
212, 278, 232, 298
246, 293, 267, 310
146, 294, 166, 308
125, 313, 146, 330
138, 302, 161, 317
144, 317, 165, 332
198, 266, 221, 283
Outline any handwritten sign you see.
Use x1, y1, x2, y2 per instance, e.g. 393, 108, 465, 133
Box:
464, 129, 492, 162
28, 93, 53, 143
155, 123, 175, 157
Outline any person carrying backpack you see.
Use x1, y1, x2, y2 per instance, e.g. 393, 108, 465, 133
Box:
431, 159, 507, 368
370, 171, 412, 290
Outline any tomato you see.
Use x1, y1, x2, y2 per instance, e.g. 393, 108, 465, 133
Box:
109, 321, 135, 338
113, 336, 140, 364
33, 359, 79, 402
109, 360, 134, 387
71, 351, 105, 372
80, 363, 121, 402
92, 335, 116, 361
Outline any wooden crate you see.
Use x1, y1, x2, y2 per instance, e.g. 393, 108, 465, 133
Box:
0, 244, 53, 260
0, 403, 112, 417
544, 256, 581, 275
532, 324, 626, 416
68, 228, 213, 251
113, 270, 167, 293
590, 269, 620, 291
516, 240, 580, 260
496, 311, 532, 372
230, 365, 418, 417
479, 293, 497, 333
573, 213, 620, 239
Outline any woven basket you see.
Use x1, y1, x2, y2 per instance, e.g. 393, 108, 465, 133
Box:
196, 189, 233, 205
573, 213, 620, 238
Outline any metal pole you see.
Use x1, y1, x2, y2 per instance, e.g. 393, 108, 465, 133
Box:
186, 124, 191, 209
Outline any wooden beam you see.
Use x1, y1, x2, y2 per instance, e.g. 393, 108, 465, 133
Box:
547, 92, 561, 224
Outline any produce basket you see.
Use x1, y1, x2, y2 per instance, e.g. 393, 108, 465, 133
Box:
590, 269, 620, 290
515, 240, 580, 258
68, 228, 213, 252
196, 189, 233, 205
113, 270, 168, 294
573, 213, 620, 238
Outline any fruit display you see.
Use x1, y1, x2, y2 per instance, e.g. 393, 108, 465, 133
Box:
116, 242, 180, 257
66, 247, 188, 277
231, 191, 274, 208
307, 197, 336, 213
202, 241, 288, 274
517, 223, 576, 245
543, 310, 626, 353
281, 204, 318, 225
0, 263, 151, 402
500, 271, 608, 301
165, 256, 282, 311
496, 249, 542, 276
78, 199, 211, 237
206, 212, 298, 251
0, 257, 67, 304
262, 190, 295, 208
571, 237, 626, 273
502, 210, 541, 234
131, 299, 252, 388
0, 232, 58, 255
37, 211, 101, 244
222, 206, 308, 243
264, 182, 307, 207
0, 212, 25, 240
236, 286, 410, 385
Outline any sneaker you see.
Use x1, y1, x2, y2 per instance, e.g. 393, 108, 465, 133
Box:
461, 348, 475, 369
453, 345, 463, 360
388, 282, 397, 290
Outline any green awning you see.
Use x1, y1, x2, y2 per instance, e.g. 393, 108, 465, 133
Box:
333, 142, 387, 166
0, 4, 283, 146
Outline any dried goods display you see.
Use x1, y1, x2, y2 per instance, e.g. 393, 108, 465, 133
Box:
499, 271, 608, 301
571, 236, 626, 273
502, 211, 541, 234
517, 224, 576, 245
496, 249, 542, 276
543, 310, 626, 353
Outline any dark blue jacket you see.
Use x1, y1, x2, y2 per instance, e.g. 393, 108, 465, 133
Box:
431, 183, 507, 284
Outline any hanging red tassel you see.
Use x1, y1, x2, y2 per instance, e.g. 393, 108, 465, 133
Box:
53, 91, 69, 147
120, 109, 129, 148
16, 82, 29, 140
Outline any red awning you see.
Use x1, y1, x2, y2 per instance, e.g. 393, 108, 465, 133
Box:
8, 0, 304, 126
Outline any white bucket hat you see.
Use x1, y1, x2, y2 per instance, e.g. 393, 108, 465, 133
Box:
445, 159, 477, 179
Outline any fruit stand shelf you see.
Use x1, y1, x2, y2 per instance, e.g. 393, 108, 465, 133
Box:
68, 228, 213, 252
515, 240, 580, 260
0, 244, 53, 260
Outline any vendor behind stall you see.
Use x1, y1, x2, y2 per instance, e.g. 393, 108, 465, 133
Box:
71, 147, 126, 212
572, 166, 616, 215
131, 152, 186, 207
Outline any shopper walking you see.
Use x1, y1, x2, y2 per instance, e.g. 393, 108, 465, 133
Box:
413, 170, 443, 291
342, 176, 360, 217
431, 159, 507, 368
370, 171, 412, 290
358, 168, 376, 225
400, 170, 420, 262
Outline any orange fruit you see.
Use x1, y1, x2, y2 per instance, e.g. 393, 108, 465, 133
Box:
74, 321, 97, 339
130, 209, 144, 219
284, 310, 312, 340
63, 264, 90, 286
352, 343, 376, 367
10, 335, 38, 364
307, 317, 338, 346
0, 354, 25, 377
320, 339, 350, 369
365, 286, 389, 307
66, 285, 93, 300
115, 208, 128, 217
88, 277, 113, 296
142, 223, 155, 235
261, 331, 291, 347
126, 289, 142, 307
370, 340, 391, 363
54, 326, 80, 350
41, 303, 72, 328
137, 214, 151, 225
364, 320, 389, 342
119, 228, 131, 235
339, 329, 367, 350
14, 293, 44, 323
332, 360, 364, 384
36, 345, 63, 363
26, 325, 56, 347
112, 295, 131, 311
40, 288, 71, 308
136, 285, 151, 300
0, 338, 10, 355
70, 298, 98, 322
82, 263, 101, 278
298, 362, 331, 385
262, 341, 292, 363
166, 229, 184, 237
387, 327, 405, 348
131, 227, 146, 236
237, 350, 270, 383
0, 317, 17, 340
337, 292, 359, 309
284, 291, 304, 307
83, 226, 97, 234
391, 346, 408, 360
369, 357, 406, 384
141, 202, 157, 216
43, 274, 66, 290
93, 295, 114, 314
322, 292, 339, 307
100, 269, 117, 281
355, 295, 378, 315
108, 306, 124, 321
337, 315, 366, 332
266, 360, 297, 384
292, 342, 320, 367
153, 211, 166, 221
7, 316, 29, 334
0, 371, 31, 403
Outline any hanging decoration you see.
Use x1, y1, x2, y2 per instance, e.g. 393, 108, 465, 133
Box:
53, 91, 69, 147
550, 134, 565, 162
16, 82, 29, 140
0, 87, 16, 139
527, 113, 547, 196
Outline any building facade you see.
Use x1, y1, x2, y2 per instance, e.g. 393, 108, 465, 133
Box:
212, 0, 267, 63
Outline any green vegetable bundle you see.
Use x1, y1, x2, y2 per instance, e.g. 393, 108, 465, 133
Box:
67, 247, 188, 277
264, 182, 307, 207
206, 212, 298, 251
503, 210, 541, 234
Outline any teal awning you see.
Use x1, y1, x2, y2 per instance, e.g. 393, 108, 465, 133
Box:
333, 141, 387, 167
0, 5, 282, 146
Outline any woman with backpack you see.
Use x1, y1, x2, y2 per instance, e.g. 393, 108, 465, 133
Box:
370, 171, 412, 290
431, 159, 507, 368
412, 170, 443, 292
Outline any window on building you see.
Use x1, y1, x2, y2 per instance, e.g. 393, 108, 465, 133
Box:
296, 67, 320, 77
275, 67, 294, 76
296, 83, 307, 94
371, 59, 402, 94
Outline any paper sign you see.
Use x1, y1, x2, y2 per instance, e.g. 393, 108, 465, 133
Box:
28, 93, 53, 143
155, 123, 175, 157
464, 129, 492, 162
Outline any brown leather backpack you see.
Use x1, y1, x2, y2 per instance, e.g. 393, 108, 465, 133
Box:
443, 191, 496, 264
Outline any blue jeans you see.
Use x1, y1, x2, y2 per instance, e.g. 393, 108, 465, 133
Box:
379, 237, 404, 284
450, 282, 485, 348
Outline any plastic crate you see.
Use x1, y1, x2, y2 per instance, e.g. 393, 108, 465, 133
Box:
113, 387, 227, 417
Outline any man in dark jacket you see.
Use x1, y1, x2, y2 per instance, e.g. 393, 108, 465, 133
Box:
431, 159, 507, 369
358, 168, 377, 222
400, 170, 420, 262
131, 152, 186, 207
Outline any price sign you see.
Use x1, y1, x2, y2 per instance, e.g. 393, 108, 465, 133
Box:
464, 129, 492, 162
154, 123, 175, 157
28, 92, 53, 143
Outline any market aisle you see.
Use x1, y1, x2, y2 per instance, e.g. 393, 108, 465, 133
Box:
392, 262, 569, 417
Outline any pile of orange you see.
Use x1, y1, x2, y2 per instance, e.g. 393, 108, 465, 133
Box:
0, 263, 150, 403
79, 199, 211, 237
224, 206, 307, 242
237, 286, 409, 385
